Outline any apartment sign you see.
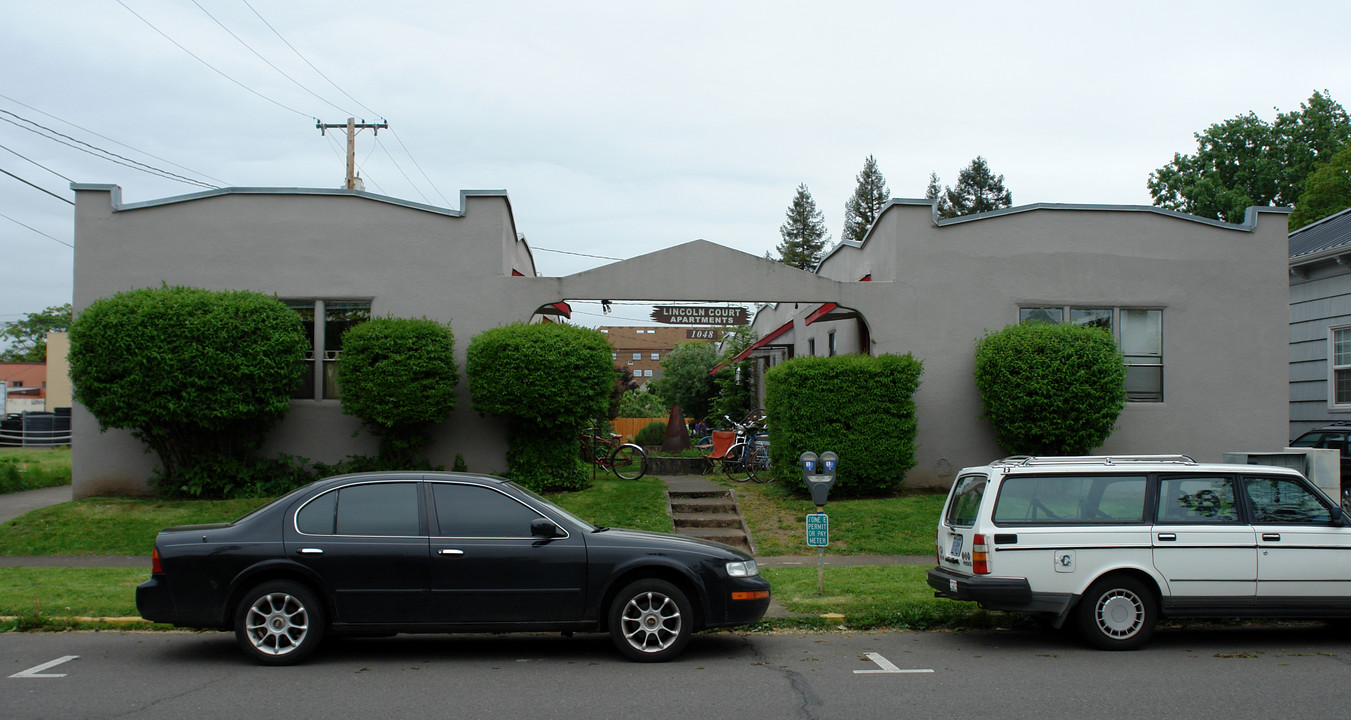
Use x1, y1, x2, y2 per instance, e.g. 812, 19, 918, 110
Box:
650, 306, 748, 326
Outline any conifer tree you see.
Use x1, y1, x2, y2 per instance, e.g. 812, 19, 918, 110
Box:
777, 183, 830, 271
842, 155, 890, 243
938, 156, 1013, 218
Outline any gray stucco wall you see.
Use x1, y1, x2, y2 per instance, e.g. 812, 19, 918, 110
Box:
71, 185, 529, 496
759, 200, 1292, 489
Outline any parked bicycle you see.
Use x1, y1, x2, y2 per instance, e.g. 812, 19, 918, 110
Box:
703, 411, 772, 482
578, 424, 648, 480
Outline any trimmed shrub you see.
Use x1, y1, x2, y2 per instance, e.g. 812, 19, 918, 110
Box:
338, 316, 458, 467
68, 286, 307, 498
764, 354, 923, 496
634, 421, 667, 446
466, 323, 615, 492
974, 322, 1126, 455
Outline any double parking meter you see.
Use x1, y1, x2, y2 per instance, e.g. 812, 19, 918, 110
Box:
799, 451, 839, 509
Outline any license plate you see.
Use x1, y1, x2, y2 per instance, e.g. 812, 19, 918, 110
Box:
950, 535, 963, 556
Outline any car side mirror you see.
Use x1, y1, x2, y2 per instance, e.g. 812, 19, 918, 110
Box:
531, 518, 562, 538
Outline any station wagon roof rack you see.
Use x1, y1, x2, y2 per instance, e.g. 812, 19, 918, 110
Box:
995, 454, 1197, 467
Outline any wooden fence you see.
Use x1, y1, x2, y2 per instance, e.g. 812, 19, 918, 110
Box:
609, 417, 676, 443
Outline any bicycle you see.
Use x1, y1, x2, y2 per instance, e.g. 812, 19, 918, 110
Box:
705, 412, 772, 482
578, 424, 648, 480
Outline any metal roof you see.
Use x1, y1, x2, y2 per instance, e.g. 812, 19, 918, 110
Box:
1289, 207, 1351, 261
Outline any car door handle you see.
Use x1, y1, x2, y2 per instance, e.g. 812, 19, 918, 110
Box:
1262, 533, 1281, 542
437, 549, 465, 556
1157, 533, 1176, 541
298, 548, 324, 555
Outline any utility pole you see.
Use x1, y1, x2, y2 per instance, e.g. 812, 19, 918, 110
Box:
316, 117, 388, 190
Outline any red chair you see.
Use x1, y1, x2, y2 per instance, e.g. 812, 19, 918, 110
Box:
701, 430, 737, 473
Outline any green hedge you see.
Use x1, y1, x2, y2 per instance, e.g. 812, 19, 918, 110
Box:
634, 421, 667, 446
973, 322, 1126, 455
466, 323, 615, 492
764, 354, 923, 496
68, 286, 307, 498
338, 317, 458, 467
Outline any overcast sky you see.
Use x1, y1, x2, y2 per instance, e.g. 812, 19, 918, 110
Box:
3, 0, 1349, 331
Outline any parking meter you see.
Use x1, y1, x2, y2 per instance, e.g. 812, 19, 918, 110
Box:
800, 451, 836, 509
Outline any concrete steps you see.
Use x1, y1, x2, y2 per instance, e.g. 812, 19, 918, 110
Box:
666, 485, 754, 554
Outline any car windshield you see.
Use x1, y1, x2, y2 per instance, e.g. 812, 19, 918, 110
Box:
506, 481, 596, 532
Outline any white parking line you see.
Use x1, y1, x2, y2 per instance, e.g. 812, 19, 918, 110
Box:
10, 655, 79, 679
854, 652, 934, 674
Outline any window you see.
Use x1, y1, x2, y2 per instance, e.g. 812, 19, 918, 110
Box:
643, 369, 653, 377
1156, 475, 1238, 523
828, 332, 837, 357
1243, 476, 1331, 524
1331, 327, 1351, 407
994, 475, 1148, 524
651, 352, 660, 361
945, 474, 987, 526
286, 299, 371, 400
632, 352, 642, 361
1019, 305, 1163, 402
808, 338, 816, 357
431, 483, 544, 537
297, 482, 421, 536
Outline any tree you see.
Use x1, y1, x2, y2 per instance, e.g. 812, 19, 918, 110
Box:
1289, 142, 1351, 230
935, 156, 1013, 219
777, 183, 830, 271
1149, 90, 1351, 223
974, 322, 1126, 456
337, 317, 459, 468
67, 286, 307, 497
842, 155, 890, 244
0, 304, 71, 362
466, 322, 615, 492
649, 341, 719, 421
710, 326, 759, 422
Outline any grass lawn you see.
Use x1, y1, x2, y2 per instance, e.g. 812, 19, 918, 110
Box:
762, 565, 1009, 630
722, 477, 946, 556
0, 447, 72, 494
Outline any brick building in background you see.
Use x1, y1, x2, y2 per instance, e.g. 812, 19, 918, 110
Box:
597, 326, 720, 383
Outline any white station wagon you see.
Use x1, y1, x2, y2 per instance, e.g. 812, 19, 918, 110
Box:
927, 455, 1351, 649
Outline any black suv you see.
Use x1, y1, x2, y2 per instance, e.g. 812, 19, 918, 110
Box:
1290, 421, 1351, 496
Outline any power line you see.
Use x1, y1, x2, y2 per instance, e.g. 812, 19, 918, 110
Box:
0, 210, 74, 249
376, 138, 430, 205
0, 168, 74, 206
0, 111, 216, 189
0, 143, 72, 182
241, 0, 382, 120
389, 129, 450, 206
532, 247, 624, 261
116, 0, 315, 120
0, 93, 230, 187
189, 0, 353, 118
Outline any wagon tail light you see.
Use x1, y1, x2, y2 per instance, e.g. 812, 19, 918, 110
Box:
972, 534, 990, 575
151, 547, 163, 574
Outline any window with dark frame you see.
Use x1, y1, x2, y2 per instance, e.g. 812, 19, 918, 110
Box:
285, 299, 371, 400
1019, 305, 1163, 402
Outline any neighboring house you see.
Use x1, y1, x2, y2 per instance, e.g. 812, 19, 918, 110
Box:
598, 325, 718, 383
1289, 208, 1351, 439
744, 199, 1291, 488
0, 362, 46, 414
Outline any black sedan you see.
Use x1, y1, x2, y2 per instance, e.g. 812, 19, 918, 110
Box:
137, 471, 771, 665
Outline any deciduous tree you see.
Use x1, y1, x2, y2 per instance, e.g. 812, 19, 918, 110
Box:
1149, 90, 1350, 223
0, 304, 71, 362
1289, 142, 1351, 230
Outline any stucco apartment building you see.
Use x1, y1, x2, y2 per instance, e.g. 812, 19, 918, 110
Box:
70, 183, 1292, 495
745, 199, 1292, 487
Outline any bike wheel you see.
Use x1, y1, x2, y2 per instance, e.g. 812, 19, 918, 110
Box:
751, 447, 773, 483
609, 443, 647, 480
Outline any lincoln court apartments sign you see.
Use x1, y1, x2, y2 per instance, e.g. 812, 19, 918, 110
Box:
650, 305, 749, 326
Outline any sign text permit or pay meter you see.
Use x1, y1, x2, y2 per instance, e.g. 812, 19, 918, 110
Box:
806, 512, 829, 547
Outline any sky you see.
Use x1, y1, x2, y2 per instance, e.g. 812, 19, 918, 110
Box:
3, 0, 1349, 333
